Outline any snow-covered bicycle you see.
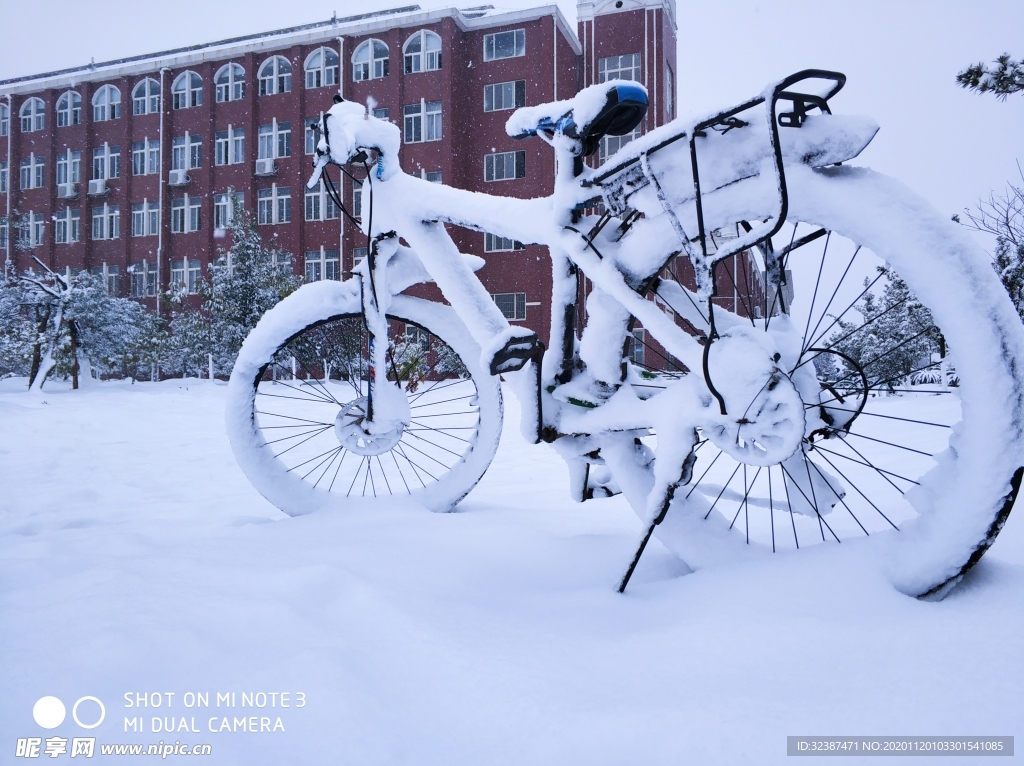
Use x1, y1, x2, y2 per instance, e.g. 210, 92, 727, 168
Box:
226, 70, 1024, 598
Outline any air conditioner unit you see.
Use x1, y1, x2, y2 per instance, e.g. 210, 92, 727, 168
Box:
87, 179, 107, 196
255, 158, 277, 176
168, 169, 190, 186
57, 183, 77, 199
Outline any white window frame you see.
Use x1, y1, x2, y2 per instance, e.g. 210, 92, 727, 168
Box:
20, 153, 45, 189
171, 132, 202, 171
92, 143, 121, 180
92, 203, 120, 240
0, 103, 8, 136
352, 178, 363, 220
56, 91, 82, 127
598, 127, 641, 166
403, 99, 441, 143
215, 63, 245, 102
258, 56, 292, 96
56, 149, 81, 185
0, 161, 7, 194
403, 30, 442, 74
484, 150, 525, 182
484, 80, 525, 112
132, 139, 159, 176
304, 180, 339, 221
20, 98, 45, 132
492, 292, 526, 320
0, 218, 7, 250
92, 85, 121, 121
213, 191, 244, 230
215, 126, 245, 166
54, 208, 81, 244
171, 71, 203, 110
483, 29, 525, 62
597, 53, 641, 84
628, 329, 645, 366
90, 263, 120, 295
171, 194, 201, 234
304, 117, 320, 155
257, 184, 291, 225
352, 39, 389, 81
170, 258, 202, 294
132, 79, 160, 115
131, 199, 159, 237
258, 119, 291, 160
130, 261, 158, 297
352, 246, 368, 269
304, 246, 339, 282
304, 47, 339, 88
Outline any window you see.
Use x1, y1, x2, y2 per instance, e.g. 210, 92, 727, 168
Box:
215, 127, 245, 166
171, 71, 203, 109
484, 233, 525, 252
92, 203, 120, 240
352, 247, 367, 269
598, 53, 641, 83
483, 29, 525, 61
352, 39, 389, 81
0, 218, 7, 249
484, 80, 525, 112
352, 178, 362, 220
20, 98, 45, 132
305, 47, 339, 88
54, 208, 81, 244
665, 65, 674, 121
20, 154, 45, 189
598, 127, 641, 166
258, 56, 292, 95
425, 170, 442, 183
92, 85, 121, 121
627, 329, 645, 365
304, 248, 339, 282
132, 200, 159, 237
20, 211, 45, 246
404, 30, 442, 74
56, 91, 82, 127
270, 250, 292, 275
304, 118, 319, 155
215, 63, 245, 102
304, 180, 339, 221
258, 120, 291, 159
258, 185, 291, 224
0, 103, 8, 136
132, 78, 160, 115
214, 191, 243, 230
92, 144, 120, 180
172, 133, 202, 170
403, 100, 441, 143
171, 194, 201, 233
484, 150, 525, 181
493, 292, 526, 319
372, 107, 390, 121
90, 264, 120, 295
170, 259, 202, 293
56, 150, 81, 185
132, 139, 160, 175
130, 261, 158, 297
0, 162, 7, 193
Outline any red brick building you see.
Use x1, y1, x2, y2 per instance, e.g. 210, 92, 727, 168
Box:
0, 1, 677, 347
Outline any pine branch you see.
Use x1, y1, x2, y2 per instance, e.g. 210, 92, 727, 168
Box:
957, 53, 1024, 100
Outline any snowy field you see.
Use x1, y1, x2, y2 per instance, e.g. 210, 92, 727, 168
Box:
1, 377, 1022, 764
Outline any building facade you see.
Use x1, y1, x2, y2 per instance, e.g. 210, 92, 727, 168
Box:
0, 0, 677, 348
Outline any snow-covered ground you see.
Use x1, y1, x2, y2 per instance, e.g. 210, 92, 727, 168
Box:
1, 378, 1021, 764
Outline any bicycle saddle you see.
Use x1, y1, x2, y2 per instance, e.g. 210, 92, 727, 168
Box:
508, 81, 648, 157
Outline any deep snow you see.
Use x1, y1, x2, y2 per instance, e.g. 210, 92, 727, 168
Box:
1, 378, 1021, 764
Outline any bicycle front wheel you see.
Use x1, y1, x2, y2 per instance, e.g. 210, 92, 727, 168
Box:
226, 280, 503, 516
645, 165, 1024, 598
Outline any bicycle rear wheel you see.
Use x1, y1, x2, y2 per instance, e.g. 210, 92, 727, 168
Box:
226, 281, 503, 515
638, 165, 1024, 598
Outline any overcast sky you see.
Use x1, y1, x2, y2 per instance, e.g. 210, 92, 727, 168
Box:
1, 0, 1021, 247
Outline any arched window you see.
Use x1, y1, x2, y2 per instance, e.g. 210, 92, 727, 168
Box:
20, 98, 45, 132
56, 91, 82, 127
215, 63, 245, 102
403, 30, 442, 74
258, 56, 292, 96
304, 47, 339, 89
0, 103, 9, 136
132, 78, 161, 115
171, 71, 203, 109
92, 85, 121, 121
352, 39, 389, 81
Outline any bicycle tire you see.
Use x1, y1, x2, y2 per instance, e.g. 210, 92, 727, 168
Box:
633, 165, 1024, 598
226, 280, 503, 515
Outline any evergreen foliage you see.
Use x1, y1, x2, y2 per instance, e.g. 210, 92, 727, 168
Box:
957, 54, 1024, 100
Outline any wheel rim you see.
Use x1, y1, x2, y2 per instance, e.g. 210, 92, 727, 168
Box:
634, 221, 956, 551
252, 314, 485, 499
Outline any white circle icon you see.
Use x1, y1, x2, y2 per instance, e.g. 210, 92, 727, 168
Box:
32, 697, 66, 729
72, 697, 106, 729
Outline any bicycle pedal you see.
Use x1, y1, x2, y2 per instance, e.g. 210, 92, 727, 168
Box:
489, 334, 540, 375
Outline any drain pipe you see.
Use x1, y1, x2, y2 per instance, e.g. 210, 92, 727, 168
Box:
5, 94, 11, 267
157, 67, 170, 316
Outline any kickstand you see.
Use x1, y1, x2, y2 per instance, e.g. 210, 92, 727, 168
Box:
618, 520, 658, 593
